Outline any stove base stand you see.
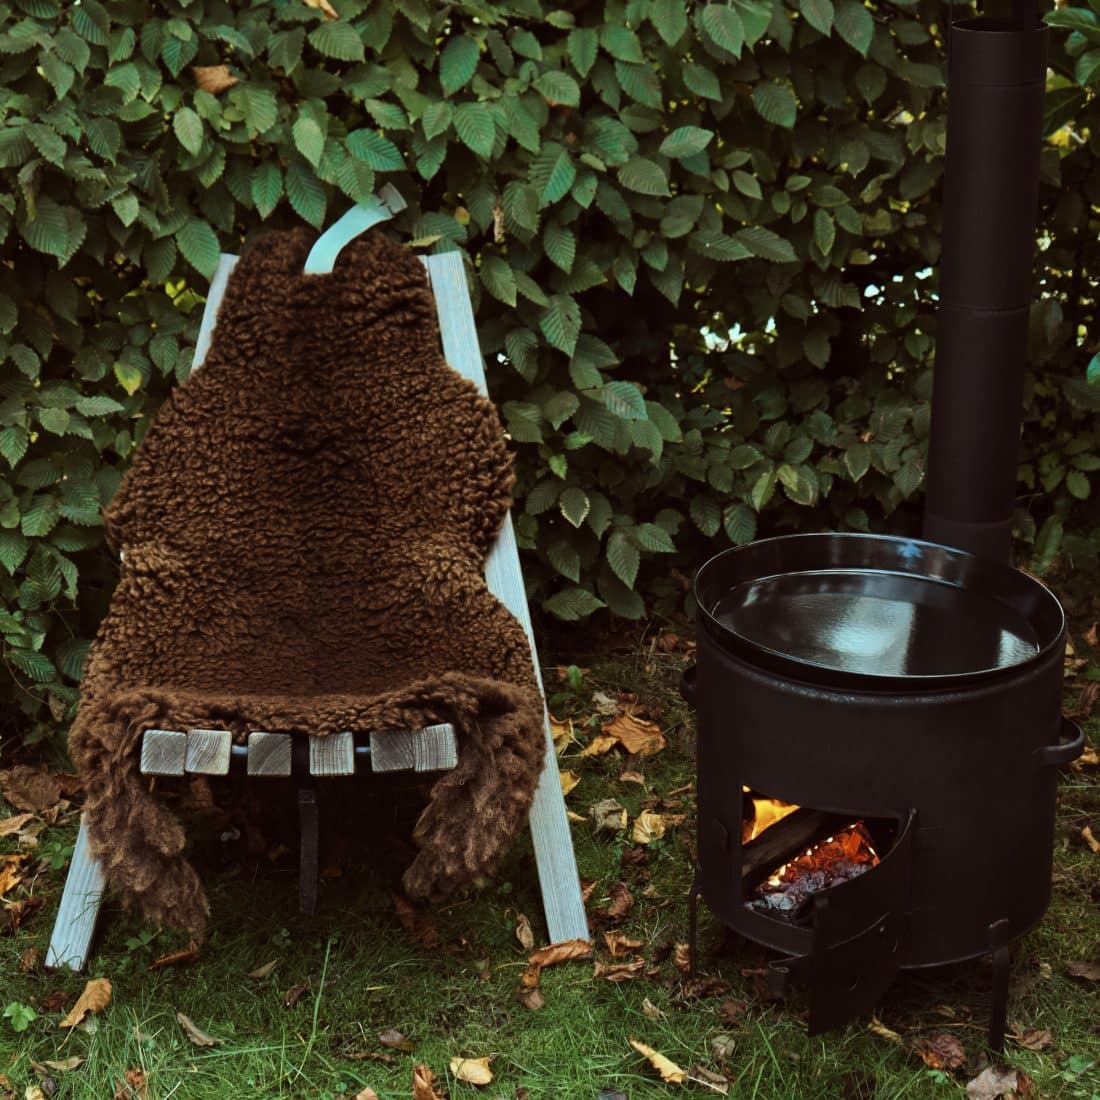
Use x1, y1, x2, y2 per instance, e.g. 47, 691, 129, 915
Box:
987, 918, 1011, 1054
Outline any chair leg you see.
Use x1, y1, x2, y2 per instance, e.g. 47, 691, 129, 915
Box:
298, 785, 320, 917
46, 816, 107, 971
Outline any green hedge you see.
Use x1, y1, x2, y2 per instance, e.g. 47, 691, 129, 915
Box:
0, 0, 1097, 746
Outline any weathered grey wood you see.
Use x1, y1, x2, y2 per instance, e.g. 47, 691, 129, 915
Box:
140, 729, 187, 776
45, 816, 107, 972
369, 723, 458, 773
309, 730, 355, 776
185, 729, 232, 775
425, 250, 590, 945
246, 731, 293, 776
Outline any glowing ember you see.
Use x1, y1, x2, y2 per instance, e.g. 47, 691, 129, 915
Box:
742, 787, 800, 842
752, 823, 880, 920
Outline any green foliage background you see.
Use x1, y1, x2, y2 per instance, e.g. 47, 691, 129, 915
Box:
0, 0, 1097, 745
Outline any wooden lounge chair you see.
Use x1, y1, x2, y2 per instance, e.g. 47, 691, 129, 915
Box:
46, 190, 588, 968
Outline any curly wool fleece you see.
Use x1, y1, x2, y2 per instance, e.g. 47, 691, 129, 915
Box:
69, 229, 546, 938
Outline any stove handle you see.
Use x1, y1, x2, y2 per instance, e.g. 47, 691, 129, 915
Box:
1035, 717, 1085, 768
679, 664, 697, 708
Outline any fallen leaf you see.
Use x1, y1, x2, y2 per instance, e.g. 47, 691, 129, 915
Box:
688, 1064, 731, 1094
354, 1090, 380, 1100
595, 956, 646, 982
677, 976, 732, 1001
591, 690, 619, 717
580, 878, 598, 902
248, 958, 279, 979
0, 813, 34, 838
606, 882, 634, 919
550, 717, 574, 752
6, 896, 45, 933
0, 853, 28, 895
59, 978, 111, 1028
619, 769, 646, 785
559, 770, 580, 797
39, 1059, 82, 1073
379, 1029, 415, 1052
672, 942, 692, 974
412, 1064, 445, 1100
177, 1012, 220, 1047
966, 1064, 1033, 1100
529, 938, 592, 968
191, 64, 238, 93
868, 1017, 903, 1044
392, 893, 442, 949
630, 1037, 687, 1084
24, 1088, 46, 1100
910, 1033, 967, 1072
516, 981, 544, 1011
515, 912, 534, 950
591, 798, 627, 833
303, 0, 339, 17
1076, 745, 1100, 767
1015, 1027, 1054, 1051
450, 1056, 493, 1085
1067, 959, 1100, 981
39, 991, 71, 1014
604, 930, 643, 957
29, 1063, 56, 1096
283, 981, 311, 1008
710, 1034, 737, 1062
19, 946, 40, 972
113, 1067, 147, 1099
632, 811, 667, 845
1082, 825, 1100, 853
605, 714, 666, 757
566, 810, 586, 823
580, 734, 618, 758
149, 941, 199, 970
0, 1073, 12, 1100
642, 997, 663, 1018
720, 999, 747, 1026
1, 766, 61, 812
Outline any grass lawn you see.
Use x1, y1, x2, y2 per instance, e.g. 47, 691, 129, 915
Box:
1, 644, 1098, 1100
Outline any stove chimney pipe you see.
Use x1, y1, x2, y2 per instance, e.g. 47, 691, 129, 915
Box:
922, 9, 1048, 563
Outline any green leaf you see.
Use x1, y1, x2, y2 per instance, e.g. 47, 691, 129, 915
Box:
835, 0, 875, 55
480, 254, 517, 306
567, 27, 598, 76
18, 196, 70, 258
845, 443, 871, 482
3, 1003, 38, 1032
751, 469, 778, 511
650, 0, 689, 44
699, 4, 744, 57
659, 126, 714, 159
601, 381, 647, 421
683, 62, 721, 99
173, 107, 203, 155
57, 637, 91, 681
690, 495, 721, 536
251, 162, 283, 219
560, 486, 590, 527
531, 143, 576, 205
293, 116, 325, 167
235, 85, 278, 134
736, 226, 797, 263
346, 129, 402, 171
285, 160, 327, 228
0, 531, 29, 573
526, 481, 560, 514
813, 208, 836, 256
778, 463, 818, 505
544, 222, 576, 272
176, 217, 220, 278
724, 503, 757, 545
39, 408, 70, 436
753, 80, 798, 128
502, 401, 543, 442
21, 495, 59, 537
505, 327, 539, 381
1066, 470, 1090, 499
737, 0, 774, 44
439, 35, 479, 95
546, 540, 581, 582
308, 22, 365, 62
534, 70, 581, 107
422, 101, 452, 141
799, 0, 835, 35
75, 395, 123, 417
617, 156, 670, 196
8, 648, 56, 682
0, 427, 28, 467
634, 522, 676, 552
607, 531, 640, 588
544, 586, 604, 620
540, 295, 582, 356
453, 101, 496, 158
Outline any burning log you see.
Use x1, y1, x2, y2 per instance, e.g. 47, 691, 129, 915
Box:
741, 807, 843, 891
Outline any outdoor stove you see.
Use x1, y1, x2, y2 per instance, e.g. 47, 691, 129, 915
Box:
683, 7, 1086, 1049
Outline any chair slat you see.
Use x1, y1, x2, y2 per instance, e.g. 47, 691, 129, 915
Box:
45, 817, 106, 971
140, 729, 187, 776
247, 731, 293, 776
309, 731, 355, 776
185, 729, 232, 775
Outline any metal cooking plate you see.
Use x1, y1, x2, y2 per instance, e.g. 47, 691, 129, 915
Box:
712, 568, 1039, 679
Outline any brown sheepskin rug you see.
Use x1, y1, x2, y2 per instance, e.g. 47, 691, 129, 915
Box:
69, 228, 546, 939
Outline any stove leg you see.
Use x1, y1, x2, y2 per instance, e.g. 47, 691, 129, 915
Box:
687, 869, 701, 979
987, 918, 1011, 1053
298, 785, 320, 917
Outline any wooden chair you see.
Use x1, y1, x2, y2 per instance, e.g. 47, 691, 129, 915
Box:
47, 191, 588, 968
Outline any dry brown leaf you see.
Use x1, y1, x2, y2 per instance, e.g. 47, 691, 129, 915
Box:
392, 893, 442, 949
868, 1017, 903, 1044
595, 956, 645, 982
450, 1056, 493, 1085
40, 1058, 83, 1073
1076, 745, 1100, 767
0, 813, 34, 838
605, 713, 666, 757
672, 942, 692, 974
283, 981, 311, 1008
6, 896, 45, 933
619, 769, 646, 785
59, 978, 111, 1028
721, 999, 747, 1026
150, 941, 199, 971
1082, 825, 1100, 853
688, 1064, 732, 1094
113, 1067, 148, 1099
710, 1034, 737, 1063
604, 930, 644, 957
559, 770, 580, 797
515, 912, 534, 950
580, 734, 618, 758
412, 1064, 445, 1100
591, 798, 627, 833
566, 810, 587, 823
378, 1028, 415, 1052
303, 0, 339, 17
550, 717, 574, 752
354, 1090, 380, 1100
0, 852, 28, 895
529, 938, 592, 968
19, 946, 40, 973
629, 1037, 687, 1084
966, 1065, 1032, 1100
1067, 959, 1100, 981
176, 1012, 220, 1047
0, 1074, 12, 1100
606, 882, 634, 919
632, 810, 667, 845
642, 997, 663, 1018
1, 766, 61, 812
910, 1033, 967, 1072
516, 962, 544, 1010
24, 1087, 46, 1100
248, 958, 279, 979
591, 689, 619, 716
191, 64, 238, 93
678, 976, 732, 1001
1016, 1027, 1054, 1051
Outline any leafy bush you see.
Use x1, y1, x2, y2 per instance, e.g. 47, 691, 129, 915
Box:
0, 0, 1096, 745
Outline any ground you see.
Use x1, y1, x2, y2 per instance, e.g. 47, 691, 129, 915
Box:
0, 639, 1098, 1100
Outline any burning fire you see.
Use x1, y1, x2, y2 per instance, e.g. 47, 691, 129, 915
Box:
742, 788, 799, 842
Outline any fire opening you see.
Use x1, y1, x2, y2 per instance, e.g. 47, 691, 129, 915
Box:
740, 789, 893, 924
